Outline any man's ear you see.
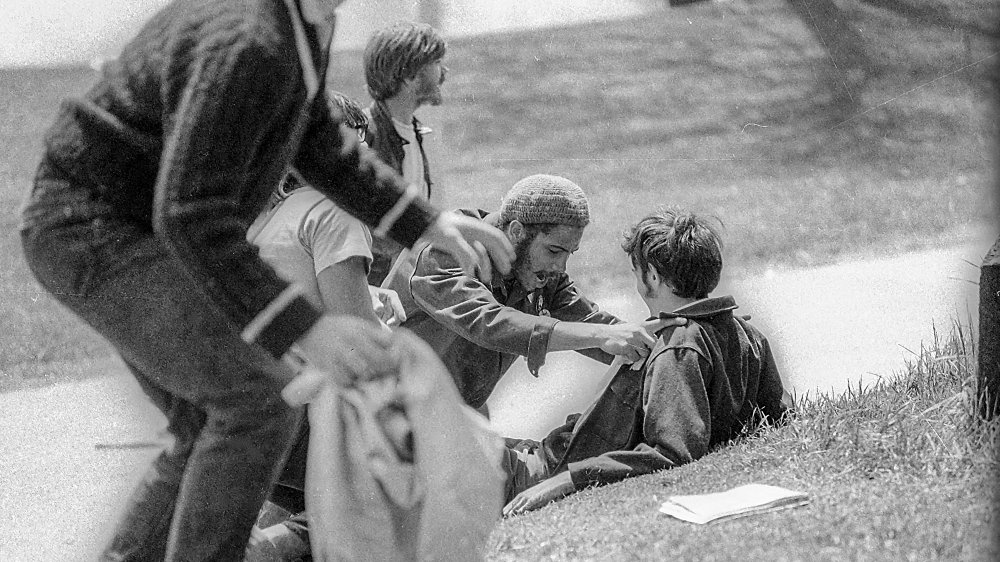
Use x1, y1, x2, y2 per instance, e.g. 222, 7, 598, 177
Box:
645, 267, 660, 289
507, 220, 524, 242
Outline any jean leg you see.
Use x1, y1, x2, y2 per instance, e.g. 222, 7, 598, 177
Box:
23, 224, 303, 562
102, 363, 205, 561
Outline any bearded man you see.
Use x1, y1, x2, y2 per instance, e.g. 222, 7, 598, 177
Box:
385, 174, 683, 410
362, 21, 449, 284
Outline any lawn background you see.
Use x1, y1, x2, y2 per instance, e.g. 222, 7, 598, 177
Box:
0, 0, 997, 559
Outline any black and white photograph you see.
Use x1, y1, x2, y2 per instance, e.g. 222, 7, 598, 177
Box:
1, 0, 997, 560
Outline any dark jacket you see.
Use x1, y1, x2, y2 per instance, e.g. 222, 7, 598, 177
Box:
364, 100, 434, 285
384, 209, 620, 408
542, 296, 792, 490
21, 0, 437, 357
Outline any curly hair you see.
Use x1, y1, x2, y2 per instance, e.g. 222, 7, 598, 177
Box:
622, 208, 724, 299
363, 22, 447, 101
327, 90, 368, 131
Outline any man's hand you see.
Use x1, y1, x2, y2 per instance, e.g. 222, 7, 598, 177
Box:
502, 472, 575, 517
369, 286, 407, 327
285, 314, 396, 406
421, 212, 514, 284
597, 316, 686, 363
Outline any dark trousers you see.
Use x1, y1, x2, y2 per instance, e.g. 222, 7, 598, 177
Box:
500, 438, 552, 505
21, 170, 302, 561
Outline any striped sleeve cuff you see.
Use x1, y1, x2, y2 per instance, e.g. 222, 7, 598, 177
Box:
241, 284, 323, 358
374, 185, 439, 248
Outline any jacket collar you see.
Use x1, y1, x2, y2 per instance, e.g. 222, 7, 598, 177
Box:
659, 295, 739, 319
657, 295, 739, 321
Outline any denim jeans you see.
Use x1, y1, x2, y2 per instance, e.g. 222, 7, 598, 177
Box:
22, 163, 303, 561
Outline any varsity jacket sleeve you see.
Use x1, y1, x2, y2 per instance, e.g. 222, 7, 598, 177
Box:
567, 347, 710, 489
153, 32, 438, 362
409, 245, 560, 375
153, 38, 326, 361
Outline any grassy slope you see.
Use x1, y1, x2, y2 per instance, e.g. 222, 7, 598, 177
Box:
488, 323, 999, 561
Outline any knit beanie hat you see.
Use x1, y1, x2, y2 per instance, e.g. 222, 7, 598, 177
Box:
499, 175, 590, 227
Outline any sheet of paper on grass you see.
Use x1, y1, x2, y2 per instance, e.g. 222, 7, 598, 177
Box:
659, 484, 810, 524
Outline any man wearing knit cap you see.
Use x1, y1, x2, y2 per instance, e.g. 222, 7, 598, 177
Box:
385, 174, 684, 410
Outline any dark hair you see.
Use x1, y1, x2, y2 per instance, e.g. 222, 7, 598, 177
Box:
621, 208, 724, 299
364, 22, 446, 101
326, 90, 368, 131
276, 92, 367, 198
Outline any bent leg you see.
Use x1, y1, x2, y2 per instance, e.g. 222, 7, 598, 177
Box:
24, 224, 302, 562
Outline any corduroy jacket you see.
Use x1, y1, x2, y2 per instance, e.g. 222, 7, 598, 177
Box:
542, 296, 792, 490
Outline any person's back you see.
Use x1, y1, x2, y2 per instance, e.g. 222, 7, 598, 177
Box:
542, 295, 787, 478
644, 298, 786, 453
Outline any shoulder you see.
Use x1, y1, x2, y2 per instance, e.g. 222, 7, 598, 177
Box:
166, 0, 288, 53
296, 191, 366, 233
652, 321, 711, 361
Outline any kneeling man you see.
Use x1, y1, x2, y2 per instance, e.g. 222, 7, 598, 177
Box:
384, 174, 678, 410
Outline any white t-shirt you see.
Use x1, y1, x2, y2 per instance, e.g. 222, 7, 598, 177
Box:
247, 186, 373, 305
392, 118, 430, 200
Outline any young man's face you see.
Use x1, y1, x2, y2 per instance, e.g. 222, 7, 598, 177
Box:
412, 59, 447, 107
509, 223, 585, 291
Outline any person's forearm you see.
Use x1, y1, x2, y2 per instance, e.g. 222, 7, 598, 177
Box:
317, 259, 387, 329
547, 321, 608, 352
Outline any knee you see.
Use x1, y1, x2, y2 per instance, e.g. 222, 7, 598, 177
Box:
207, 391, 302, 443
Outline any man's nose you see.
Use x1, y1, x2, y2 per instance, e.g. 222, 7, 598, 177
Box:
551, 255, 570, 272
439, 65, 448, 85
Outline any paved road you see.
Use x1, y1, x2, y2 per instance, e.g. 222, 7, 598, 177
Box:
0, 242, 988, 561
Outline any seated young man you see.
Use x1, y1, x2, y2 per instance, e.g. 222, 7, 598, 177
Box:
501, 208, 793, 516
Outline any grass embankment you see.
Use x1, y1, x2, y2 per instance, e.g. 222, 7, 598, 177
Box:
0, 0, 994, 385
488, 321, 999, 561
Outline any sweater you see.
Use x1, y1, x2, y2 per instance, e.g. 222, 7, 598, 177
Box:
23, 0, 438, 357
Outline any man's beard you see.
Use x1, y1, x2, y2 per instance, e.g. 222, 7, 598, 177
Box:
415, 76, 443, 106
511, 234, 557, 290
